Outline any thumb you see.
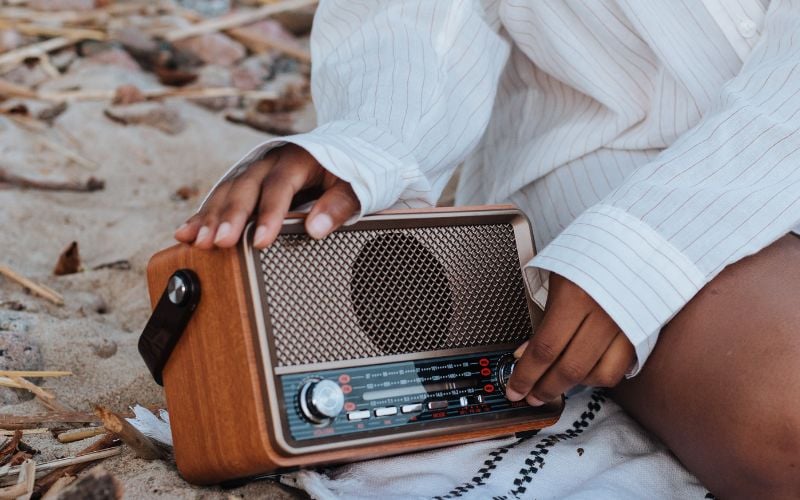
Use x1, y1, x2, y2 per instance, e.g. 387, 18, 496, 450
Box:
305, 180, 360, 239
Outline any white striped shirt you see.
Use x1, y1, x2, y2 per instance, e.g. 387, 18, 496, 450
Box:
213, 0, 800, 374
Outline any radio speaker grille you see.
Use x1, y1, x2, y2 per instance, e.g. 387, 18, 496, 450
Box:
259, 223, 533, 367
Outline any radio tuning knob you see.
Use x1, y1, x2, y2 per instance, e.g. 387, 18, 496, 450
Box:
299, 379, 345, 424
496, 354, 517, 396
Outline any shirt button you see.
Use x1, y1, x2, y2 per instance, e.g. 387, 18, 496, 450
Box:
738, 19, 757, 38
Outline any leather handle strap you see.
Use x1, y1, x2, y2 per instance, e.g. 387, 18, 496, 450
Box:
138, 269, 201, 386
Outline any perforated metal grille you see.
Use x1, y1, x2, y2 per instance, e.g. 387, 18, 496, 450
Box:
258, 223, 533, 367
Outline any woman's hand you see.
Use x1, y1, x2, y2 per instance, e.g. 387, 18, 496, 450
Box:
174, 144, 360, 249
506, 274, 635, 405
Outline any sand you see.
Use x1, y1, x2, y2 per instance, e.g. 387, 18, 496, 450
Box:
0, 60, 311, 498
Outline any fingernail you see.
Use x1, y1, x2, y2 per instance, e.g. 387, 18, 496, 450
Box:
196, 226, 210, 244
253, 225, 269, 246
175, 222, 188, 233
307, 213, 333, 239
214, 222, 231, 244
505, 388, 524, 401
526, 395, 545, 407
513, 341, 529, 359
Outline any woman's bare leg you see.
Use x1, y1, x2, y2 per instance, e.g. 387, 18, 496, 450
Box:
611, 234, 800, 499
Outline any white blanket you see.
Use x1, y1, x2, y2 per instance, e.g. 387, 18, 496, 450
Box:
130, 389, 712, 499
281, 389, 710, 500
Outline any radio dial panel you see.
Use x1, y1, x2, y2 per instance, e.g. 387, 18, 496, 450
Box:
281, 350, 549, 447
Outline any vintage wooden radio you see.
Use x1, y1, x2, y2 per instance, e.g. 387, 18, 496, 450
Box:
139, 205, 563, 485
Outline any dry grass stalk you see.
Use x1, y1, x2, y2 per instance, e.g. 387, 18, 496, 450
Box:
0, 265, 64, 306
0, 481, 28, 499
12, 458, 34, 500
94, 406, 165, 460
34, 53, 60, 79
0, 80, 277, 103
0, 37, 75, 73
2, 114, 47, 133
0, 80, 37, 100
0, 2, 160, 27
0, 371, 71, 379
0, 378, 24, 391
0, 21, 106, 42
46, 466, 121, 500
0, 431, 23, 465
39, 475, 74, 500
164, 0, 318, 41
0, 412, 101, 429
0, 168, 104, 192
0, 430, 47, 437
0, 7, 102, 25
0, 86, 280, 103
8, 377, 71, 413
5, 447, 120, 479
0, 458, 34, 499
30, 434, 119, 497
56, 427, 106, 444
227, 26, 311, 63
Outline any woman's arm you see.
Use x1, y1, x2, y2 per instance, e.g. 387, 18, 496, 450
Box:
509, 0, 800, 406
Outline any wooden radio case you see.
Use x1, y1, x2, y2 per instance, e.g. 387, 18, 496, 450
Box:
141, 205, 563, 485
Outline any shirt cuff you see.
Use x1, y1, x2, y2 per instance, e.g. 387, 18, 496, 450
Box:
526, 204, 707, 376
199, 120, 427, 218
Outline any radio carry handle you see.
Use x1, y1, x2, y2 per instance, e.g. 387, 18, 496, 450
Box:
138, 269, 201, 386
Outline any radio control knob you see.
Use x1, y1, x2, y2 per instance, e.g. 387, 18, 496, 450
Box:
496, 354, 517, 395
299, 379, 345, 424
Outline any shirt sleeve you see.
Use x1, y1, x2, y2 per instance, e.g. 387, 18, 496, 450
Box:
530, 0, 800, 375
201, 0, 510, 216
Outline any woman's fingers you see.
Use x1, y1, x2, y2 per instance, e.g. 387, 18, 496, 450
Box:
174, 180, 232, 244
187, 181, 235, 249
252, 149, 324, 248
583, 332, 636, 388
305, 179, 360, 239
505, 297, 588, 402
210, 157, 277, 248
175, 144, 345, 249
174, 216, 203, 243
526, 311, 619, 405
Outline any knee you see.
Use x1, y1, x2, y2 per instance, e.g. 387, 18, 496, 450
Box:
724, 397, 800, 498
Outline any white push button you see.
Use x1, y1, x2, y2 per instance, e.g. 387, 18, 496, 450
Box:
347, 410, 371, 421
401, 403, 423, 414
460, 395, 484, 406
374, 407, 398, 417
427, 400, 448, 410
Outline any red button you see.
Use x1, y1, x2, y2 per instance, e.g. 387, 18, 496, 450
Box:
339, 374, 351, 384
484, 383, 495, 393
479, 358, 490, 367
344, 402, 356, 411
480, 367, 491, 376
341, 384, 352, 394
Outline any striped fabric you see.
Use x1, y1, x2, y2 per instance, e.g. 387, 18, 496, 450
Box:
211, 0, 800, 374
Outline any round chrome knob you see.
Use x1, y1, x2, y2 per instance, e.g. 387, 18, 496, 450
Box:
299, 379, 344, 424
496, 354, 517, 395
167, 273, 188, 305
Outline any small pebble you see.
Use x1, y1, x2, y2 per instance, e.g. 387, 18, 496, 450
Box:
90, 339, 118, 359
0, 331, 44, 404
0, 313, 32, 333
